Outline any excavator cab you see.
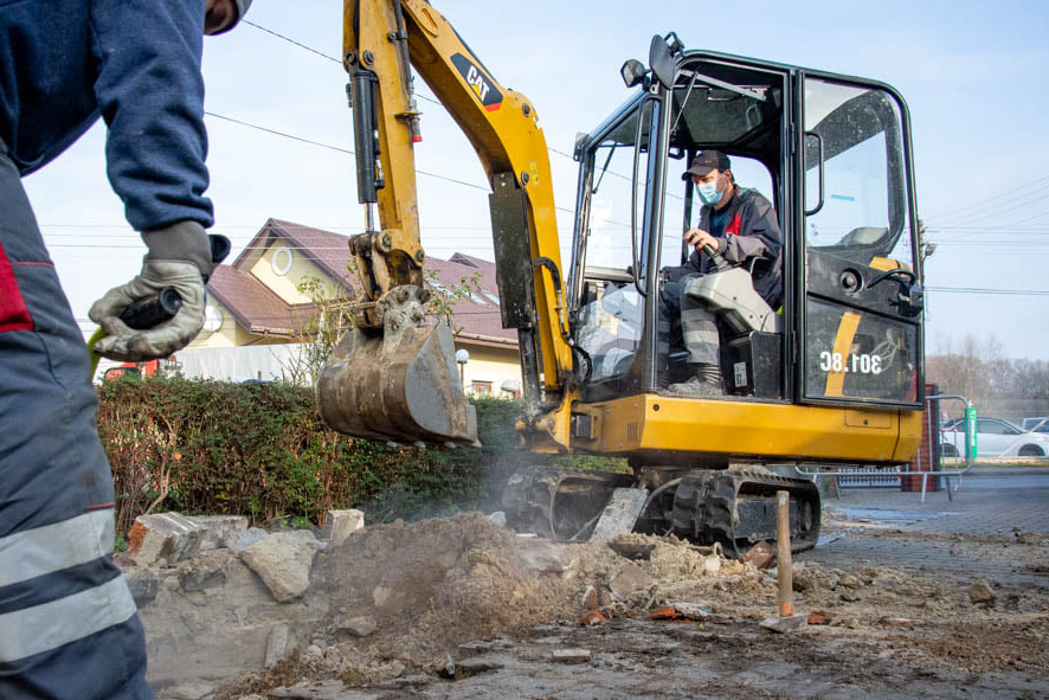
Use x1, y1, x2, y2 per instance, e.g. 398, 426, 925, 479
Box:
501, 38, 926, 554
568, 39, 923, 419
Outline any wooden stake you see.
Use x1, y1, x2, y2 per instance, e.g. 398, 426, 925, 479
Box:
776, 490, 794, 617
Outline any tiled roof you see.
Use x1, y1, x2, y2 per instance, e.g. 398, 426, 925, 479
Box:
207, 265, 315, 336
218, 219, 516, 347
232, 218, 357, 291
422, 257, 516, 346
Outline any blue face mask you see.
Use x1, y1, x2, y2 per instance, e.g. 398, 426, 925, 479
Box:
696, 176, 724, 206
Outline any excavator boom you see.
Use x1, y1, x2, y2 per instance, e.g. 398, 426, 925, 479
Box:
317, 0, 575, 447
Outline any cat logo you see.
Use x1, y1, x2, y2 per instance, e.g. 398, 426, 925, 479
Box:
451, 53, 503, 112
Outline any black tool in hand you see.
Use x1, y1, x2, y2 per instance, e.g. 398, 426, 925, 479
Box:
119, 234, 232, 330
120, 287, 183, 330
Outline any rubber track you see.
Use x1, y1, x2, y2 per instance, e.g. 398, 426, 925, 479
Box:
671, 470, 821, 558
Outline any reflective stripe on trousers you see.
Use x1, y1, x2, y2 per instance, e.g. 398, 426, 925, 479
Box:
0, 140, 153, 698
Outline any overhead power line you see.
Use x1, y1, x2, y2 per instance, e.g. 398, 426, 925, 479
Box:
924, 174, 1049, 225
242, 21, 342, 65
926, 286, 1049, 297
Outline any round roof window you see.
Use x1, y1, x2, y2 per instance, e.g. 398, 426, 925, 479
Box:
271, 245, 294, 276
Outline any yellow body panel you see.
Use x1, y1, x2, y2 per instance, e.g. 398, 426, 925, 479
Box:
570, 395, 922, 464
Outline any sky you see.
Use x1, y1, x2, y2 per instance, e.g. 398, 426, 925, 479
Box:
21, 0, 1049, 360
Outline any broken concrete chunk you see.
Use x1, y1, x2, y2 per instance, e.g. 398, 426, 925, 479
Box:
124, 570, 159, 609
487, 511, 507, 527
319, 509, 365, 547
127, 512, 206, 565
591, 488, 648, 540
184, 515, 248, 552
226, 526, 269, 553
339, 615, 377, 637
178, 550, 232, 593
264, 623, 289, 669
240, 530, 319, 602
609, 562, 654, 600
760, 615, 808, 634
969, 579, 995, 606
518, 539, 565, 574
551, 648, 591, 664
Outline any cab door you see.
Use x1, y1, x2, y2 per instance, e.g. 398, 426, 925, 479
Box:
799, 75, 923, 407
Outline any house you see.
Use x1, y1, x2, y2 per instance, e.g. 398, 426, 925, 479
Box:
180, 218, 521, 395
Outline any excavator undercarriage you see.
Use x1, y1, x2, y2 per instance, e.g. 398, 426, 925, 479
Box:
502, 465, 820, 558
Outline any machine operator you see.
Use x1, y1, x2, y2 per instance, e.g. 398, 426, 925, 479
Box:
661, 150, 783, 396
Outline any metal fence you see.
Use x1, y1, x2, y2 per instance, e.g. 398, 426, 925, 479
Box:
796, 394, 976, 503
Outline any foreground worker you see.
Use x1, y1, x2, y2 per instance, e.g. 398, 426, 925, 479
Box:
0, 0, 251, 696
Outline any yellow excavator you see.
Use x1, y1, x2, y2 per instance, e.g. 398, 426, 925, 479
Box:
316, 0, 926, 556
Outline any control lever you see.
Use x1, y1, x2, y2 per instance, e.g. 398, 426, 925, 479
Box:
702, 242, 732, 272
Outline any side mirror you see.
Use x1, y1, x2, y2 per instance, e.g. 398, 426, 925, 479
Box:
648, 32, 683, 88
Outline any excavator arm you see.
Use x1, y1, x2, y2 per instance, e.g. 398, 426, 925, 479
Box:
317, 0, 576, 449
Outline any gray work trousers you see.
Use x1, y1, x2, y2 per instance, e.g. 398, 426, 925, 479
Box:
660, 273, 720, 366
0, 140, 153, 698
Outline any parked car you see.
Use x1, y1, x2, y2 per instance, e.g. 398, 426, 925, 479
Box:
1021, 417, 1049, 433
941, 417, 1049, 457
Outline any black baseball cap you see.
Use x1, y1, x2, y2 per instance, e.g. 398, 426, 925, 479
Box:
682, 150, 731, 180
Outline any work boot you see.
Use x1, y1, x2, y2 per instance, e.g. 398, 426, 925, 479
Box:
667, 363, 724, 397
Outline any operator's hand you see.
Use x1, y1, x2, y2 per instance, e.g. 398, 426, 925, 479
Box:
89, 221, 215, 362
684, 228, 720, 255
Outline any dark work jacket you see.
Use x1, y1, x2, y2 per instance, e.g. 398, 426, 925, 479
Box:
664, 186, 783, 307
0, 0, 213, 231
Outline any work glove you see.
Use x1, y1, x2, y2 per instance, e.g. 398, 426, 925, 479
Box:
89, 221, 215, 362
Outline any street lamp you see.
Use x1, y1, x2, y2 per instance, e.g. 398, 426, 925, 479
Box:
455, 348, 469, 388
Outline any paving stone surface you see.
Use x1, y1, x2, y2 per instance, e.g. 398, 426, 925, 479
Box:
801, 470, 1049, 588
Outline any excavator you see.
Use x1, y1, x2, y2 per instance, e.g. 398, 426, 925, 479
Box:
316, 0, 926, 557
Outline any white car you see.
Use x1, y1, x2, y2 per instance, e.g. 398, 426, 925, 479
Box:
941, 417, 1049, 458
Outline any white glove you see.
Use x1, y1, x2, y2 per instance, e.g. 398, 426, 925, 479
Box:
89, 221, 214, 362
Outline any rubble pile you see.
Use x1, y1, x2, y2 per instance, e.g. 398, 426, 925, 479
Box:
122, 511, 1049, 699
125, 511, 754, 698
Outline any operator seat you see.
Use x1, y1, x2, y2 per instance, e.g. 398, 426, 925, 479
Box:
685, 265, 782, 335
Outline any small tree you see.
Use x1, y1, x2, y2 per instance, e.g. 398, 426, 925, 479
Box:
425, 269, 483, 335
281, 274, 357, 386
280, 268, 482, 385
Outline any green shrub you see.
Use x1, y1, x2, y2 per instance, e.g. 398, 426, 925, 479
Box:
96, 377, 628, 535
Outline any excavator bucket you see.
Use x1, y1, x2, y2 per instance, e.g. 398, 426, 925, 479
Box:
316, 288, 478, 447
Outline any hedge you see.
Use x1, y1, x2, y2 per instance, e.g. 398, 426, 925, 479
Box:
96, 377, 538, 535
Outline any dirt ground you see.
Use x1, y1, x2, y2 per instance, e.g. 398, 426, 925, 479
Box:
163, 506, 1049, 700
